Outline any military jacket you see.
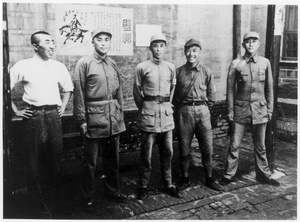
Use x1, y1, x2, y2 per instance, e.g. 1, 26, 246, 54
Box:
73, 51, 126, 138
133, 58, 176, 133
226, 54, 273, 124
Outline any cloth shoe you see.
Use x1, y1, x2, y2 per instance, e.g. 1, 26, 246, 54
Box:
257, 177, 280, 186
205, 180, 223, 191
167, 187, 182, 198
137, 187, 148, 200
219, 177, 232, 186
177, 181, 191, 191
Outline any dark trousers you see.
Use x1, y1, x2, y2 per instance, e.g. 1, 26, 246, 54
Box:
83, 134, 120, 197
22, 108, 63, 189
139, 131, 174, 188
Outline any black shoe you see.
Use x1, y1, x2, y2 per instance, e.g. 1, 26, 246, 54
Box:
167, 187, 182, 198
205, 181, 223, 191
177, 181, 191, 191
219, 177, 232, 186
105, 192, 128, 203
137, 187, 148, 200
257, 177, 280, 186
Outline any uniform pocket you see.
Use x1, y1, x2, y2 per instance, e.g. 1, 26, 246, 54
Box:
163, 106, 174, 127
255, 100, 268, 116
140, 108, 156, 127
241, 72, 248, 82
86, 105, 109, 129
258, 70, 266, 81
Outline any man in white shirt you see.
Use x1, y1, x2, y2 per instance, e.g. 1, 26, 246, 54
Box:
10, 31, 73, 196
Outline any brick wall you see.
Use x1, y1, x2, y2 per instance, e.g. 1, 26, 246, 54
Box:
8, 3, 236, 111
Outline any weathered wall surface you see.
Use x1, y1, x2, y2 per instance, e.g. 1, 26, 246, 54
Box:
7, 3, 243, 112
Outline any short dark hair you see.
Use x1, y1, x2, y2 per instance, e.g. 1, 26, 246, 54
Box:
30, 31, 50, 45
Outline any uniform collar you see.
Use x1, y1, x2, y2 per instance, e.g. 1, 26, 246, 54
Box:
186, 61, 201, 71
244, 53, 259, 63
151, 57, 163, 65
93, 51, 108, 64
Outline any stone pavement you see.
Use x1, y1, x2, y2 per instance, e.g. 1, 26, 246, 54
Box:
5, 132, 297, 220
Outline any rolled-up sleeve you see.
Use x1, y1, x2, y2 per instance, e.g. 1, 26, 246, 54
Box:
10, 63, 22, 90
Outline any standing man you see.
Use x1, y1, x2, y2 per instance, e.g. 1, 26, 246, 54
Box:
10, 31, 73, 195
173, 38, 222, 192
73, 27, 127, 206
219, 31, 280, 186
133, 33, 181, 200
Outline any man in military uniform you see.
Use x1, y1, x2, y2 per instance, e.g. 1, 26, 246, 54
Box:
73, 27, 127, 205
173, 38, 222, 192
133, 33, 181, 200
219, 31, 280, 186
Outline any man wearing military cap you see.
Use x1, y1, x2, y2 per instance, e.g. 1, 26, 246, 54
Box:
74, 27, 127, 205
219, 31, 280, 186
133, 33, 181, 200
173, 38, 222, 192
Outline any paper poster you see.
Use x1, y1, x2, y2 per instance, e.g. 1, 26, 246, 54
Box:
135, 24, 162, 46
55, 4, 133, 56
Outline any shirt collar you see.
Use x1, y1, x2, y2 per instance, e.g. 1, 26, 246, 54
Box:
185, 61, 201, 71
93, 51, 108, 64
244, 53, 259, 63
33, 53, 51, 63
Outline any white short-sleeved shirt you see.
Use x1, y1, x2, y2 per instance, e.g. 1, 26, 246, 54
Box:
10, 55, 73, 106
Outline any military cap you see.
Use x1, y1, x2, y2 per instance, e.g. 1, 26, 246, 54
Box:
91, 27, 112, 39
184, 38, 202, 50
150, 33, 167, 46
243, 31, 260, 41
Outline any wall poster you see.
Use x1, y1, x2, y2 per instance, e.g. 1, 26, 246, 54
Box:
55, 4, 133, 56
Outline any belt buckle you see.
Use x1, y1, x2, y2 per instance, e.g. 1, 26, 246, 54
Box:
107, 95, 112, 100
158, 96, 163, 103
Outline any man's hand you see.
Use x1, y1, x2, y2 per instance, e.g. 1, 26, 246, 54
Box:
15, 107, 34, 119
57, 105, 66, 117
268, 113, 272, 121
228, 114, 234, 122
80, 123, 87, 136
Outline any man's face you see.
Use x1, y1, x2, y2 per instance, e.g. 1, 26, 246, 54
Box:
33, 34, 55, 60
92, 33, 111, 57
185, 45, 201, 65
243, 38, 260, 55
150, 41, 166, 60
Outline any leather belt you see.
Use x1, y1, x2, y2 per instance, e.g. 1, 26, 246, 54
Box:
85, 95, 117, 102
144, 96, 170, 103
182, 101, 206, 106
29, 105, 58, 110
